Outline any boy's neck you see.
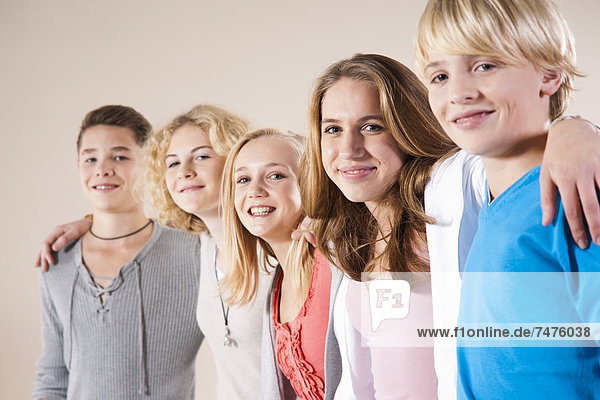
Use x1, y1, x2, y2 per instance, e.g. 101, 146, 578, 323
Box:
91, 208, 149, 238
481, 134, 547, 200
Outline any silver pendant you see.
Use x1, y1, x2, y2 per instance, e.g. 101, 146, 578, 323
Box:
224, 326, 232, 347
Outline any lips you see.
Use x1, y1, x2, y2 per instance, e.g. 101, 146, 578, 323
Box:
451, 110, 495, 127
338, 166, 376, 180
248, 206, 276, 216
179, 185, 204, 193
92, 184, 119, 191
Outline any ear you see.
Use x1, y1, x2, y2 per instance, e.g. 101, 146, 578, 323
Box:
540, 68, 563, 97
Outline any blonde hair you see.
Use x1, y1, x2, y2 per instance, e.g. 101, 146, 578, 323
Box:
143, 104, 250, 233
301, 53, 457, 281
221, 128, 313, 306
415, 0, 580, 120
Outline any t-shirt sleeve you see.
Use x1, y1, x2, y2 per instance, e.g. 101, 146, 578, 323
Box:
571, 242, 600, 347
554, 203, 600, 348
33, 272, 68, 400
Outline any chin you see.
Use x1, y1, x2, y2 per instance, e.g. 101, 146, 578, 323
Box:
340, 191, 376, 204
459, 145, 487, 157
245, 226, 261, 237
240, 222, 267, 238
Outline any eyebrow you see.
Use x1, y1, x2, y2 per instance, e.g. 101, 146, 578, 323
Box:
234, 162, 290, 173
321, 115, 385, 126
424, 61, 441, 73
165, 145, 213, 159
80, 146, 132, 155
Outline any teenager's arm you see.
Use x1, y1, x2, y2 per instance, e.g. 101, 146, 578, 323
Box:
33, 275, 68, 400
35, 217, 91, 271
542, 117, 600, 248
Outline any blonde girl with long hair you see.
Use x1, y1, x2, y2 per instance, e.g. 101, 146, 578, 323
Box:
221, 128, 343, 400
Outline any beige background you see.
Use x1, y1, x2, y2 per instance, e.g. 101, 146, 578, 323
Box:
1, 0, 598, 398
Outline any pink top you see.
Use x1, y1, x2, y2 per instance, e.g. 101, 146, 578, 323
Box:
340, 274, 437, 399
273, 250, 332, 400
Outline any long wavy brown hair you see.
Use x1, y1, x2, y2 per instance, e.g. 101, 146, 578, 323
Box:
300, 53, 457, 280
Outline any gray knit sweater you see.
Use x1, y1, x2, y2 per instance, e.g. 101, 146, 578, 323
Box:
34, 222, 204, 400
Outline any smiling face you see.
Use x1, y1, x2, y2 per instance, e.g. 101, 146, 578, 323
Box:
78, 124, 142, 213
320, 78, 404, 210
233, 136, 302, 243
164, 124, 226, 218
425, 54, 557, 160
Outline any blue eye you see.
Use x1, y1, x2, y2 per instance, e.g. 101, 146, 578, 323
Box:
363, 124, 383, 133
475, 63, 496, 72
84, 157, 96, 163
431, 73, 448, 83
195, 154, 209, 161
323, 126, 341, 135
269, 172, 286, 180
114, 155, 128, 161
236, 177, 249, 184
167, 161, 180, 169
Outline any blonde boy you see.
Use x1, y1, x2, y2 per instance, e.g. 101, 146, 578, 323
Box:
416, 0, 599, 398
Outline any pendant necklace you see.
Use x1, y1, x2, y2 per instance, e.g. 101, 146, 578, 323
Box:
214, 246, 232, 346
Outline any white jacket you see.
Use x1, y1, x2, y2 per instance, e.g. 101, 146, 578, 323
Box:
425, 150, 486, 400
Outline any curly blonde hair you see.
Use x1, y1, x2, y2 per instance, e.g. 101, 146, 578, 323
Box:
143, 104, 250, 233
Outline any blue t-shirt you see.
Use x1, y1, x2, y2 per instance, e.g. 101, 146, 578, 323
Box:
457, 165, 600, 399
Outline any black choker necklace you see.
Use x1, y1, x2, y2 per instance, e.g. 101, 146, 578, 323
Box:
89, 220, 152, 240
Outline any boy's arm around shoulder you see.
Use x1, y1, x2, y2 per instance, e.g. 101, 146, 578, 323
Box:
542, 117, 600, 248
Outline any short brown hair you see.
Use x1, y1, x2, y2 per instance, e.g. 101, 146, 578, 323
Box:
77, 105, 152, 151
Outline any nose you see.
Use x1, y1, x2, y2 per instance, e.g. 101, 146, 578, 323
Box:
338, 130, 365, 160
247, 178, 267, 198
177, 160, 196, 179
448, 74, 479, 104
95, 159, 115, 177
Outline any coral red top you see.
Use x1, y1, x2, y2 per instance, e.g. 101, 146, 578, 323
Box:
272, 250, 332, 400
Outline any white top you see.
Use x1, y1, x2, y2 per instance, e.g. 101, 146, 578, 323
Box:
196, 232, 272, 400
425, 151, 486, 400
333, 277, 374, 400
